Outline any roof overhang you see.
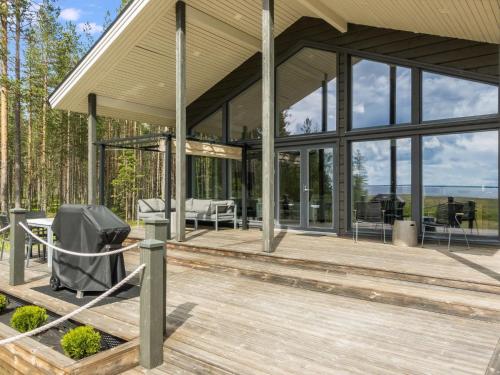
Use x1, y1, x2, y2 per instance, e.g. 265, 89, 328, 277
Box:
49, 0, 499, 126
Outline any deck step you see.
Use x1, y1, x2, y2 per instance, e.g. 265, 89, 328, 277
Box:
167, 248, 500, 323
168, 241, 500, 295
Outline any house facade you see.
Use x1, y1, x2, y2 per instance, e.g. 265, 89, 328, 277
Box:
49, 0, 500, 249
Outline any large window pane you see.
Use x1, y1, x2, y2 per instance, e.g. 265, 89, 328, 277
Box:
309, 148, 334, 228
351, 138, 411, 231
192, 157, 223, 199
229, 81, 262, 141
423, 131, 498, 237
422, 72, 498, 121
277, 48, 337, 135
278, 151, 301, 225
247, 151, 262, 221
192, 109, 223, 141
352, 58, 390, 128
396, 66, 411, 124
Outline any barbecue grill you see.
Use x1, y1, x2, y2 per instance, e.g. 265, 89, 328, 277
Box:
50, 205, 130, 296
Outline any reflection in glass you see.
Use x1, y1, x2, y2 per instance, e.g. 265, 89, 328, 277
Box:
352, 58, 390, 128
396, 66, 411, 124
351, 138, 411, 231
308, 148, 334, 228
277, 48, 337, 135
229, 81, 262, 141
247, 151, 262, 221
279, 151, 301, 226
422, 72, 498, 121
192, 109, 223, 141
192, 157, 223, 199
422, 131, 498, 237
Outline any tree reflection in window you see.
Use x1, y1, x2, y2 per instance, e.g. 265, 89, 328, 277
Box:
277, 48, 337, 136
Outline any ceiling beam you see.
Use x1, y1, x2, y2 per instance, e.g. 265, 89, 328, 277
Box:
294, 0, 347, 33
186, 5, 261, 51
97, 95, 175, 120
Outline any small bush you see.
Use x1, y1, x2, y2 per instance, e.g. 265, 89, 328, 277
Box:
0, 294, 8, 313
10, 305, 48, 333
61, 326, 101, 360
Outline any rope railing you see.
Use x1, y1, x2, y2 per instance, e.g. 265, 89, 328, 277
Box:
0, 225, 10, 234
19, 222, 138, 257
0, 263, 145, 346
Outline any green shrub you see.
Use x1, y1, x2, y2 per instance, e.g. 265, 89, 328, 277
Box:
0, 294, 8, 313
10, 305, 48, 333
61, 326, 102, 360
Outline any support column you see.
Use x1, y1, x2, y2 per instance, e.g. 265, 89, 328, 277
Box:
241, 144, 248, 230
139, 239, 165, 369
261, 0, 275, 253
98, 143, 106, 206
144, 218, 168, 335
88, 93, 97, 205
9, 208, 26, 286
175, 1, 186, 242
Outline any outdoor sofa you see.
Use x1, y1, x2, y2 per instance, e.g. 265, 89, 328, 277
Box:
137, 198, 237, 230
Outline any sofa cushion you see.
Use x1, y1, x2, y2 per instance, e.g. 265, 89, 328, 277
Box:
138, 198, 164, 213
191, 199, 212, 215
184, 198, 193, 211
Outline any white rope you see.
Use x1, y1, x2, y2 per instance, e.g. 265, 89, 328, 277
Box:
0, 263, 145, 346
19, 222, 138, 257
0, 225, 10, 234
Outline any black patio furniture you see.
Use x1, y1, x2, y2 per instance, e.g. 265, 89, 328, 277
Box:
421, 202, 469, 250
0, 214, 8, 260
352, 201, 386, 243
25, 211, 48, 267
370, 194, 406, 224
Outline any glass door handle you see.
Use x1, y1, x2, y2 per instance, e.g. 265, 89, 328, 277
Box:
304, 185, 311, 192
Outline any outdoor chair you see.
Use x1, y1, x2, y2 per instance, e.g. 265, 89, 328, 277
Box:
421, 203, 469, 250
461, 200, 479, 235
0, 214, 8, 260
352, 201, 386, 243
25, 210, 47, 267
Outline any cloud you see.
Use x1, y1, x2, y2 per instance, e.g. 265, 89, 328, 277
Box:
60, 8, 81, 22
77, 22, 104, 35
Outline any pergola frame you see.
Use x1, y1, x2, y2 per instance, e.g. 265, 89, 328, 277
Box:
95, 132, 247, 240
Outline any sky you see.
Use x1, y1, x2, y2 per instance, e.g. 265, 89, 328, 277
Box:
56, 0, 122, 37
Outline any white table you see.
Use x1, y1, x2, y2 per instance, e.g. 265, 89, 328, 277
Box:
27, 218, 54, 269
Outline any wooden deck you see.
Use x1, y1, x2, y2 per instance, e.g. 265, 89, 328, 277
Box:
0, 229, 499, 374
131, 226, 500, 288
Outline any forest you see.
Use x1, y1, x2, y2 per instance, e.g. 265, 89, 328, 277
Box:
0, 0, 167, 221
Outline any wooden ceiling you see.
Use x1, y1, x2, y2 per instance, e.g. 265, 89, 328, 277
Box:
49, 0, 499, 126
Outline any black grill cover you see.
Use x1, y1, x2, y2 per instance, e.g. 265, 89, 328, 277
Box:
51, 205, 130, 292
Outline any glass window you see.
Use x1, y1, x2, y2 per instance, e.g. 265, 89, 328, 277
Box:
277, 48, 337, 135
229, 81, 262, 141
423, 131, 498, 237
351, 138, 411, 231
192, 157, 224, 199
352, 58, 390, 128
247, 151, 262, 221
191, 109, 223, 141
422, 72, 498, 121
396, 66, 411, 124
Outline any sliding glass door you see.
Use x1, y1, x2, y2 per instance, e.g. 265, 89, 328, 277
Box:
277, 145, 335, 230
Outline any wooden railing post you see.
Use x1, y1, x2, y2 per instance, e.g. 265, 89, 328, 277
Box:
144, 218, 168, 334
9, 208, 26, 286
139, 239, 165, 369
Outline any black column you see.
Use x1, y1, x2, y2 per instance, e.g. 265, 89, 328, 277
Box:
98, 143, 106, 206
241, 144, 248, 230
